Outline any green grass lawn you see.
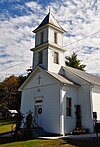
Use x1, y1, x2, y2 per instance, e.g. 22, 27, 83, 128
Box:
0, 119, 100, 147
1, 137, 100, 147
0, 118, 16, 134
0, 138, 74, 147
0, 119, 74, 147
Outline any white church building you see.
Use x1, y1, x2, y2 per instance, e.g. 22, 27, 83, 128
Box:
19, 12, 100, 136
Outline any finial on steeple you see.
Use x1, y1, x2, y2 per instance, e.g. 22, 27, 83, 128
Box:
49, 7, 51, 14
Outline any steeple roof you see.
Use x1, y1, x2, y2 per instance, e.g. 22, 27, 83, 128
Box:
33, 12, 65, 33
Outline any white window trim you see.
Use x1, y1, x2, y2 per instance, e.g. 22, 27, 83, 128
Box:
34, 96, 43, 106
54, 32, 57, 44
66, 97, 73, 118
53, 51, 59, 64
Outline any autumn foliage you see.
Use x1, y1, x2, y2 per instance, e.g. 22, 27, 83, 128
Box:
0, 75, 26, 115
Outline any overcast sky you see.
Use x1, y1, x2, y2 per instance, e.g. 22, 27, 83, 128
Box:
0, 0, 100, 81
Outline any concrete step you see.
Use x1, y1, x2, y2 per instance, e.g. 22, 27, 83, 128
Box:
32, 127, 47, 137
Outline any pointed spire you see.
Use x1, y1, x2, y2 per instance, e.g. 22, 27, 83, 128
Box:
49, 7, 51, 14
33, 11, 65, 33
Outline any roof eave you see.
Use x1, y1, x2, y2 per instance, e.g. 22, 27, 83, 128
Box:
63, 66, 100, 86
30, 42, 66, 52
33, 23, 65, 33
18, 66, 41, 91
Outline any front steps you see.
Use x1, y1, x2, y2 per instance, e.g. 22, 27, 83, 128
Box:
32, 127, 47, 138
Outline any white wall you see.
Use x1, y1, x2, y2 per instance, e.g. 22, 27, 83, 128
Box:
33, 48, 48, 69
33, 51, 39, 69
42, 84, 60, 133
48, 27, 63, 47
35, 26, 63, 48
35, 28, 48, 46
48, 48, 65, 73
78, 86, 93, 133
61, 86, 77, 134
20, 69, 61, 133
33, 46, 65, 72
33, 25, 65, 73
92, 86, 100, 120
64, 70, 94, 133
20, 89, 34, 114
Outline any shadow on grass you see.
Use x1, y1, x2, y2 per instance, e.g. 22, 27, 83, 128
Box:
62, 137, 100, 147
0, 133, 34, 145
0, 135, 28, 145
1, 135, 100, 147
0, 136, 15, 145
0, 118, 15, 126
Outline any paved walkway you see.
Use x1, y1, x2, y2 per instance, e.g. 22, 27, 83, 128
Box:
39, 133, 99, 140
1, 132, 99, 140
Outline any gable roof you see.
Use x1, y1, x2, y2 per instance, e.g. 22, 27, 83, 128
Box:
19, 66, 78, 91
33, 12, 65, 33
47, 71, 77, 86
63, 66, 100, 86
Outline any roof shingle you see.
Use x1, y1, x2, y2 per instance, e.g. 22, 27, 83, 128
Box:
33, 12, 64, 32
63, 66, 100, 86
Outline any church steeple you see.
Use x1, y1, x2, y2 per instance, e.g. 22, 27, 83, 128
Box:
33, 12, 65, 33
31, 12, 66, 73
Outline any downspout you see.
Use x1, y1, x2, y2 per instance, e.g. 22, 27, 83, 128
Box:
60, 83, 66, 136
90, 84, 94, 133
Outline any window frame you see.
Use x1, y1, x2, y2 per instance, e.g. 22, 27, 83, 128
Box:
38, 50, 43, 65
40, 31, 44, 44
66, 97, 72, 117
53, 51, 59, 64
34, 97, 43, 116
54, 32, 57, 44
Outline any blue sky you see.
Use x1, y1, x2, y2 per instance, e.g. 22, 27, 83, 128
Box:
0, 0, 100, 81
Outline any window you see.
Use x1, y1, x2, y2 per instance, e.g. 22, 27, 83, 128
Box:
66, 97, 72, 117
40, 31, 44, 44
54, 32, 57, 44
38, 51, 43, 64
54, 51, 59, 64
35, 100, 43, 103
34, 97, 43, 105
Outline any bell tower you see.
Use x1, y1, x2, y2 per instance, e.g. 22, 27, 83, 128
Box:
31, 12, 66, 73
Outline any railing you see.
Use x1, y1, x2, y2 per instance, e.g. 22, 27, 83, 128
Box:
95, 122, 100, 137
32, 116, 40, 128
11, 115, 40, 132
10, 113, 46, 138
11, 123, 16, 135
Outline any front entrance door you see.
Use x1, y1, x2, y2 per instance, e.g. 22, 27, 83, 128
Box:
34, 97, 43, 127
35, 105, 42, 127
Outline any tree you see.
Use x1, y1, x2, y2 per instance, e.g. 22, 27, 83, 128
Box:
65, 52, 86, 71
0, 75, 26, 114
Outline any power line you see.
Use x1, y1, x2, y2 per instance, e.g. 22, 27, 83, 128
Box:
0, 59, 32, 72
0, 50, 53, 72
64, 30, 100, 47
0, 29, 100, 72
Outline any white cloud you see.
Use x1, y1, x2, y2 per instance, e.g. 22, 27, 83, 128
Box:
0, 0, 100, 80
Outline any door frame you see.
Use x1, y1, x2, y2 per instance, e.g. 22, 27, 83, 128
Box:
34, 96, 43, 126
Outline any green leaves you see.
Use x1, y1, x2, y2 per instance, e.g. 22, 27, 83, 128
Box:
0, 75, 26, 114
65, 52, 86, 71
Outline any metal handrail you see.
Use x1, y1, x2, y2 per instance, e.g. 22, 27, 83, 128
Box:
32, 116, 40, 128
